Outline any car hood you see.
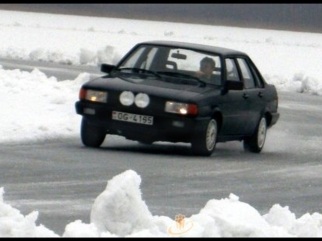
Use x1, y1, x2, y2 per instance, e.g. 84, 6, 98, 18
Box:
83, 76, 221, 102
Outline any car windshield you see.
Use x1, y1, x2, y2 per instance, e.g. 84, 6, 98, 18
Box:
115, 44, 222, 86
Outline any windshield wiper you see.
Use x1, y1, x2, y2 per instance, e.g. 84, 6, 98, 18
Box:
117, 67, 162, 79
157, 71, 206, 87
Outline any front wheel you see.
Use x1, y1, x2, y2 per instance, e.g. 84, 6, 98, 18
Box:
243, 116, 267, 153
191, 118, 217, 156
80, 118, 106, 148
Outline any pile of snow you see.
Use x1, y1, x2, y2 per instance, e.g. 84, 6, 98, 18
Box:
1, 170, 322, 237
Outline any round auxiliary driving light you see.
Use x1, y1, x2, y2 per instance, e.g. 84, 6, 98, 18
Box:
119, 91, 134, 106
135, 93, 150, 108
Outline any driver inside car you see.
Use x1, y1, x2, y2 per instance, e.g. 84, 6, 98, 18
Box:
195, 57, 216, 81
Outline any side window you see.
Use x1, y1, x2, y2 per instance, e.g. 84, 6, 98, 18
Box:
237, 58, 256, 89
248, 62, 265, 88
225, 58, 240, 81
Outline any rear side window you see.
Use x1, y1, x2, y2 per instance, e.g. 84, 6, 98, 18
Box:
248, 61, 265, 88
237, 58, 255, 89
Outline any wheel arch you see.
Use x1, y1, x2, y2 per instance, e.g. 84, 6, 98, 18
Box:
263, 111, 273, 128
211, 107, 223, 132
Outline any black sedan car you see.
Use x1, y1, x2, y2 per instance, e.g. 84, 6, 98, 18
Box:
75, 40, 279, 156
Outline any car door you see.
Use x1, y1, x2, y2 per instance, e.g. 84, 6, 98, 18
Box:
219, 58, 250, 136
236, 57, 265, 135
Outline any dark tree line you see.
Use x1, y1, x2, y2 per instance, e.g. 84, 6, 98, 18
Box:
0, 4, 321, 33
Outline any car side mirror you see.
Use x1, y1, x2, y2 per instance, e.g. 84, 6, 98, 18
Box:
221, 80, 243, 94
100, 64, 116, 74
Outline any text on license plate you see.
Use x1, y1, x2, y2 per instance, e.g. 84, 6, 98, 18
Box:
112, 111, 153, 125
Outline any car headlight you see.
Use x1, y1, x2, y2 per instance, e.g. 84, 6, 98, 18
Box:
120, 91, 135, 106
165, 101, 198, 116
135, 93, 150, 108
79, 88, 107, 103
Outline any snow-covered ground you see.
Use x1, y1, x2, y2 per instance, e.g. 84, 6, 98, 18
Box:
1, 10, 322, 237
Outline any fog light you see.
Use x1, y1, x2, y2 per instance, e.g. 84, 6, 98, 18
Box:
84, 108, 95, 115
172, 121, 184, 127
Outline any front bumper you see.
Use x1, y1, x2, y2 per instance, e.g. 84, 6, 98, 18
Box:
269, 112, 280, 128
75, 101, 205, 143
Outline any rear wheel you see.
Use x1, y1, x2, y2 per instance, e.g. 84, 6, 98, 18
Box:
243, 116, 267, 153
80, 118, 106, 147
191, 118, 217, 156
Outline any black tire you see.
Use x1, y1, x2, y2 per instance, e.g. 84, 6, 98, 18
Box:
243, 116, 267, 153
191, 118, 217, 156
80, 118, 106, 148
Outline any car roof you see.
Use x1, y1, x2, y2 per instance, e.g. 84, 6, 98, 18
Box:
138, 40, 247, 56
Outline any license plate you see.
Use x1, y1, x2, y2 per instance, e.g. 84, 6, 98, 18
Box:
112, 111, 153, 125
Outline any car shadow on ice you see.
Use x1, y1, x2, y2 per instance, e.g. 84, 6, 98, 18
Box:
86, 140, 279, 160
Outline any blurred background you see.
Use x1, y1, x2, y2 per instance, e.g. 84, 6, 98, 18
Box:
0, 4, 321, 34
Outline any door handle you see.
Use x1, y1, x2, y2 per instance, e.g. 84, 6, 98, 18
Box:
243, 93, 249, 99
258, 92, 263, 98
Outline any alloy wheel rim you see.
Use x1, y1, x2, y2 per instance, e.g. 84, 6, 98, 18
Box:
257, 118, 267, 148
206, 120, 217, 151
